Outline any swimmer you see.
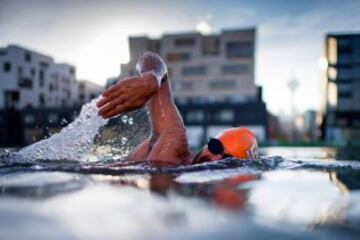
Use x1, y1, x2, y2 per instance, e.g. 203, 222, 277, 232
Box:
97, 52, 258, 167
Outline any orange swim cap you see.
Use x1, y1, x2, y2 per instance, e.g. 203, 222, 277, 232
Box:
215, 127, 258, 160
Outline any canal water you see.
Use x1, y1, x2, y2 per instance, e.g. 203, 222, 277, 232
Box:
0, 99, 359, 239
0, 146, 359, 240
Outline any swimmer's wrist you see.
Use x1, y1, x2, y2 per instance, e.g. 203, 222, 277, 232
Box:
140, 71, 160, 86
140, 72, 161, 90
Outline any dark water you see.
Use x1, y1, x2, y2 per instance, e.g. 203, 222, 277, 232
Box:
0, 147, 360, 240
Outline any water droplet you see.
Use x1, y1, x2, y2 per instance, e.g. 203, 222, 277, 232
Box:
61, 118, 68, 125
121, 115, 128, 124
121, 137, 128, 145
128, 117, 133, 125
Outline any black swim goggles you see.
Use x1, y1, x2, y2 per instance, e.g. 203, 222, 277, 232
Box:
207, 138, 232, 158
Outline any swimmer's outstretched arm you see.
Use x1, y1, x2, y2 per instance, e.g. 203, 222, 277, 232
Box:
97, 52, 167, 118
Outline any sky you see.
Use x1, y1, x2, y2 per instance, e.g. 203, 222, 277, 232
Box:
1, 0, 360, 116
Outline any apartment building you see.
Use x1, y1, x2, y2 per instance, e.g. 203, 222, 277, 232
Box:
0, 45, 78, 109
322, 33, 360, 144
120, 28, 257, 103
119, 28, 267, 146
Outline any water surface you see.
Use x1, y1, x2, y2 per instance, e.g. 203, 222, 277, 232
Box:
1, 99, 359, 239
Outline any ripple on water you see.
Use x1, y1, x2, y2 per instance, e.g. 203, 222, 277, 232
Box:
0, 171, 86, 198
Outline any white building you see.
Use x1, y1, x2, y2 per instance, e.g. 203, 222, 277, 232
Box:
120, 28, 257, 103
78, 80, 104, 105
0, 45, 78, 109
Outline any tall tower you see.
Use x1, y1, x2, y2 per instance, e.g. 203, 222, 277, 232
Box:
288, 77, 299, 142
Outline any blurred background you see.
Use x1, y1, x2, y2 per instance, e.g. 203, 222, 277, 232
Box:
1, 0, 360, 150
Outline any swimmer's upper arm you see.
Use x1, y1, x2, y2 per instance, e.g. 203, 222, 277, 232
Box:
146, 131, 191, 166
128, 138, 151, 162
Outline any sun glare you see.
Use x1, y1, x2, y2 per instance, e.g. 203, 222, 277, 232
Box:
196, 21, 212, 35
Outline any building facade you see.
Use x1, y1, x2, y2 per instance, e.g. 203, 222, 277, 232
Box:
119, 28, 267, 146
0, 45, 78, 109
120, 28, 257, 103
322, 33, 360, 144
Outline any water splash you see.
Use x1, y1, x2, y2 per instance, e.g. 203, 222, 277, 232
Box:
14, 97, 150, 163
15, 98, 107, 161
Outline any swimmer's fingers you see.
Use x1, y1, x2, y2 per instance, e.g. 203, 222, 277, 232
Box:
102, 104, 125, 118
102, 79, 123, 97
98, 95, 127, 116
102, 76, 136, 97
97, 77, 138, 108
97, 89, 123, 108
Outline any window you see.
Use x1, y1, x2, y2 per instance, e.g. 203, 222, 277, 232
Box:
4, 90, 20, 108
25, 52, 32, 62
69, 67, 75, 75
39, 61, 49, 68
175, 38, 195, 47
3, 62, 11, 72
148, 39, 161, 52
168, 67, 173, 78
31, 68, 36, 76
337, 118, 348, 127
18, 66, 23, 75
214, 110, 234, 122
222, 64, 249, 74
209, 80, 237, 89
19, 77, 33, 88
338, 91, 352, 98
226, 41, 253, 58
182, 65, 207, 76
186, 110, 204, 122
79, 82, 85, 90
180, 81, 194, 90
39, 94, 45, 107
39, 70, 45, 87
24, 114, 35, 124
202, 36, 220, 56
337, 37, 352, 54
167, 52, 191, 62
17, 66, 32, 88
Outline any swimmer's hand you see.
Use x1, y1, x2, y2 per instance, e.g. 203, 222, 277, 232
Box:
136, 51, 167, 85
97, 73, 159, 118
